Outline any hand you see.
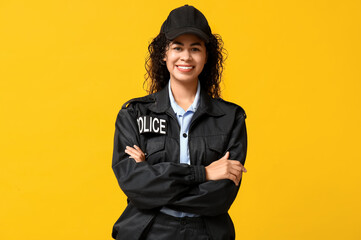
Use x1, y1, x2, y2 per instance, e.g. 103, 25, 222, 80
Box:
124, 145, 146, 163
205, 152, 247, 186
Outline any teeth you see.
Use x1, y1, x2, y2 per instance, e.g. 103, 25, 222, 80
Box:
177, 66, 193, 69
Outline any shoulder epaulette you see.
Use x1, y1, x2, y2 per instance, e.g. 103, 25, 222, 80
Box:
121, 95, 155, 109
216, 98, 247, 119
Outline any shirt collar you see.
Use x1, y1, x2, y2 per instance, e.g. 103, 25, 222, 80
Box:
148, 81, 225, 118
168, 80, 201, 115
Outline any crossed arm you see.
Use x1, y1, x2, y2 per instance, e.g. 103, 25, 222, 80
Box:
113, 106, 247, 216
125, 145, 247, 186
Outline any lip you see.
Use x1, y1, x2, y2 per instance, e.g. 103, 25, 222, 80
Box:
176, 65, 194, 72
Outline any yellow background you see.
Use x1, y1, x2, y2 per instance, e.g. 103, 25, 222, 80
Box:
1, 0, 360, 239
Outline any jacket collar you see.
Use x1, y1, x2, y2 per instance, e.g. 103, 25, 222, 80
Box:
148, 85, 225, 117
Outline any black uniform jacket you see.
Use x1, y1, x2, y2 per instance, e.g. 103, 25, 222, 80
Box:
112, 86, 247, 240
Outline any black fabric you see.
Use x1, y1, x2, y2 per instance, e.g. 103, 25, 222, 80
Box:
140, 213, 209, 240
160, 5, 212, 43
112, 86, 247, 240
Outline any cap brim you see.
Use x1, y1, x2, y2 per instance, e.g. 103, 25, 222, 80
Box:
165, 27, 210, 43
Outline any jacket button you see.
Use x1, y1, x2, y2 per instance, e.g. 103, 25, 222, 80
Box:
183, 133, 187, 138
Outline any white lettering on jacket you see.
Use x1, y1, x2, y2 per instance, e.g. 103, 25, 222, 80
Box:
137, 116, 167, 135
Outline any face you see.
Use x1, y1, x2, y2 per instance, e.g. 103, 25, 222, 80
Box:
163, 34, 207, 85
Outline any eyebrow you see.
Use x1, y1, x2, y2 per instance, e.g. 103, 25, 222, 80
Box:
172, 41, 202, 46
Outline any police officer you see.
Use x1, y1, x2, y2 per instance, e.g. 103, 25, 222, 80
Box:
112, 5, 248, 240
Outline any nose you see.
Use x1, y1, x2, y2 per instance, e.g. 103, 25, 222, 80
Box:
180, 50, 192, 61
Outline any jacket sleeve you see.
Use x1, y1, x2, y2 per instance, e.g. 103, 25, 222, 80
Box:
166, 111, 247, 216
112, 106, 206, 210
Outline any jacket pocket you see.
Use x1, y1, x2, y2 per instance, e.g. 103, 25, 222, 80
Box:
145, 136, 166, 164
205, 135, 227, 164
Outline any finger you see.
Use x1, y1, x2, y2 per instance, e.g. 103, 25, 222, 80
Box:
229, 168, 242, 181
133, 145, 145, 154
126, 146, 142, 157
127, 152, 142, 162
232, 164, 247, 174
126, 146, 145, 162
228, 159, 242, 165
228, 162, 243, 172
133, 145, 145, 158
236, 171, 242, 185
237, 163, 247, 173
124, 150, 135, 160
125, 149, 136, 158
129, 146, 145, 158
126, 146, 137, 152
229, 163, 243, 171
227, 173, 238, 185
133, 157, 142, 163
223, 151, 230, 160
232, 175, 240, 186
229, 166, 245, 184
125, 148, 142, 160
228, 160, 247, 173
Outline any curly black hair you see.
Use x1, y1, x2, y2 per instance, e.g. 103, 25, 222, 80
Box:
144, 33, 227, 98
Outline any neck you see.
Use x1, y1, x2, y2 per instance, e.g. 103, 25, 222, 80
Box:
170, 79, 198, 111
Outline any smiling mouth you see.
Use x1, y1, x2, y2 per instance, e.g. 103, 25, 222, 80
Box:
177, 66, 193, 69
176, 65, 194, 71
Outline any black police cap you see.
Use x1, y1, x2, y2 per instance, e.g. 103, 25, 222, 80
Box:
160, 5, 212, 43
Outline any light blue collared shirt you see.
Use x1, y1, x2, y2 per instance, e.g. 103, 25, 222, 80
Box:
159, 80, 201, 217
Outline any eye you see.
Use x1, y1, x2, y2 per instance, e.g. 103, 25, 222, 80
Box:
191, 48, 200, 52
173, 47, 182, 51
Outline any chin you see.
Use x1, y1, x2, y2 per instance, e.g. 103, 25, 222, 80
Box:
173, 73, 199, 82
174, 77, 198, 83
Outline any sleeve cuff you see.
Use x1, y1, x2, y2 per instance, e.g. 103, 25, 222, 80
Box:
190, 165, 206, 183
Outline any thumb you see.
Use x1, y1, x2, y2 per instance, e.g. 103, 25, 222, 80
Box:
223, 151, 230, 160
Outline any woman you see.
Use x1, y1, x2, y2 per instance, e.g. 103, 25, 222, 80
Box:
112, 5, 248, 240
